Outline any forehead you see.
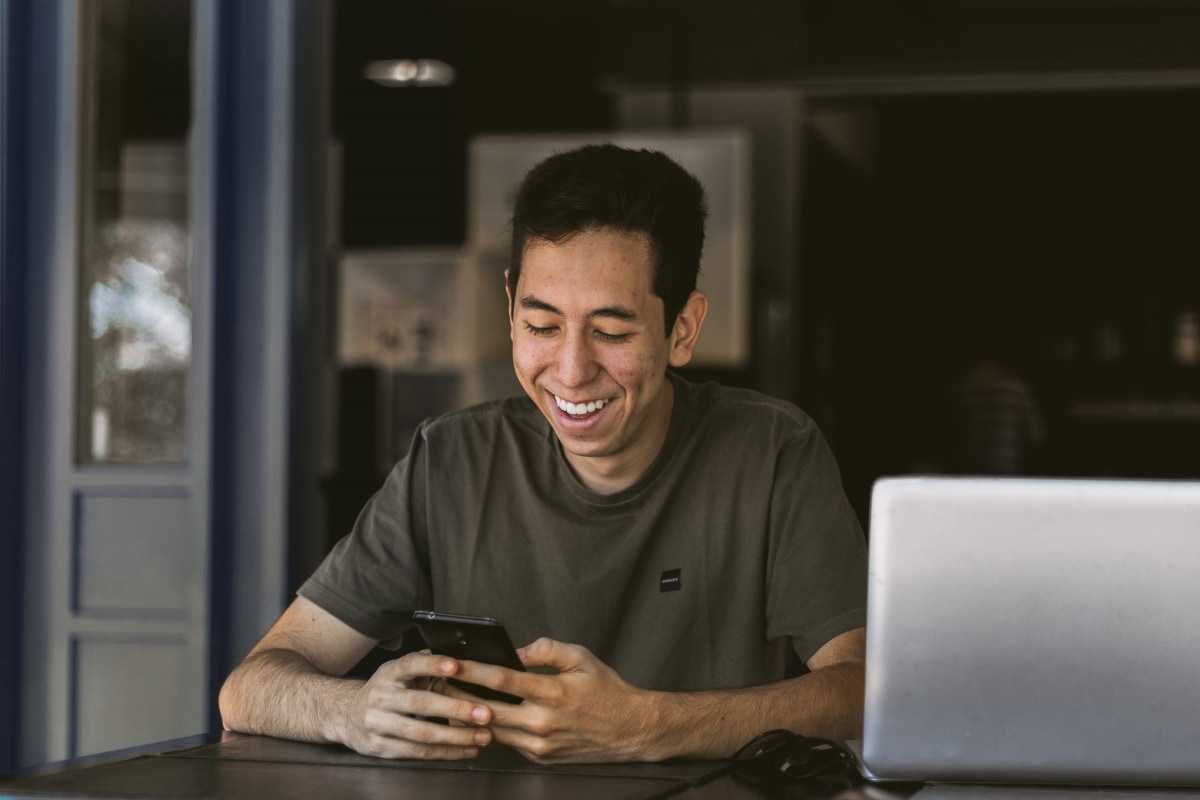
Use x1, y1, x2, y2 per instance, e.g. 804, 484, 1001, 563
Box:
517, 229, 655, 302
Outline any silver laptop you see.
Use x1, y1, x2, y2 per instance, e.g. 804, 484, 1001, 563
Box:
860, 475, 1200, 787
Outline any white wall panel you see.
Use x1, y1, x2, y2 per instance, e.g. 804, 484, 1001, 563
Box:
71, 636, 203, 757
74, 492, 193, 616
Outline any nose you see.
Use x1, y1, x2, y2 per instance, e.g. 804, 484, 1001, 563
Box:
553, 330, 599, 388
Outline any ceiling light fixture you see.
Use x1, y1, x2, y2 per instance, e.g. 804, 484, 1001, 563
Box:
364, 59, 456, 87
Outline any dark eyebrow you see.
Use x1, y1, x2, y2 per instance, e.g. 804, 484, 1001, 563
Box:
518, 295, 639, 323
518, 297, 561, 315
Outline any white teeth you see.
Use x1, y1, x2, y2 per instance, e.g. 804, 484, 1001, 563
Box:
555, 396, 608, 416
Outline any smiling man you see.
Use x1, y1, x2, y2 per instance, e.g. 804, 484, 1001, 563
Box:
219, 144, 868, 764
508, 226, 697, 494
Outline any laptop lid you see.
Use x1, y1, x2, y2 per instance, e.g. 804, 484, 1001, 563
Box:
861, 476, 1200, 787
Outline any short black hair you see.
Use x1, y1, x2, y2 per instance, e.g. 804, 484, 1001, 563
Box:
508, 143, 708, 335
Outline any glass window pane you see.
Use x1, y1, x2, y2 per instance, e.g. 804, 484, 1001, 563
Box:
77, 0, 192, 464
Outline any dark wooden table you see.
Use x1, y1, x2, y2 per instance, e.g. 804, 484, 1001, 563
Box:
7, 734, 1200, 800
0, 731, 783, 799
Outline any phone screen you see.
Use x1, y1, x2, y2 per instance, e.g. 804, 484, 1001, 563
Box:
412, 611, 525, 704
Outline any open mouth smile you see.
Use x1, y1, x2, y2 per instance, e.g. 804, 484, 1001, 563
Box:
554, 394, 610, 418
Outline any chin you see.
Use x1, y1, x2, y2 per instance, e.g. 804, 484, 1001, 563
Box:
556, 431, 615, 459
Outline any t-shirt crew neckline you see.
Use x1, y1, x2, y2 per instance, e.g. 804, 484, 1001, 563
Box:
555, 370, 692, 507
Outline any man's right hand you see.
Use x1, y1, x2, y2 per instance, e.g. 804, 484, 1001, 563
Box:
336, 651, 495, 759
219, 597, 494, 761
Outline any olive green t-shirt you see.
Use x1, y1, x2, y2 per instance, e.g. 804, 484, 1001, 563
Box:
299, 372, 867, 692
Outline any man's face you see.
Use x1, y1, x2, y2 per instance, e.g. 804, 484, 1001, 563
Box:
508, 228, 702, 493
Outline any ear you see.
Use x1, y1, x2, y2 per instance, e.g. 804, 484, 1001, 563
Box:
667, 290, 708, 368
504, 269, 515, 341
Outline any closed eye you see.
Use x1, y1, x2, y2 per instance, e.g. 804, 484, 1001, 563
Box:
524, 323, 557, 337
596, 331, 632, 344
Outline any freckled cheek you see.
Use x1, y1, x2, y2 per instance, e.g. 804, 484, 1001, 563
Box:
599, 353, 652, 387
513, 341, 555, 376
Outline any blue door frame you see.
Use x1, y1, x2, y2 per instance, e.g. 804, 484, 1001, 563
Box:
205, 0, 331, 722
0, 0, 329, 771
0, 0, 31, 776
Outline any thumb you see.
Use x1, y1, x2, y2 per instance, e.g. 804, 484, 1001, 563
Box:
517, 637, 584, 672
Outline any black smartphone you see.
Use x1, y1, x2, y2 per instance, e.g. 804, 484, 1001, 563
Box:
411, 610, 526, 704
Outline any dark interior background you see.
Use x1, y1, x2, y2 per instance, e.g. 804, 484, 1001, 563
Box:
328, 0, 1200, 526
801, 90, 1200, 515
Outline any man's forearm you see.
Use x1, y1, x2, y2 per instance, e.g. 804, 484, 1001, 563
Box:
643, 661, 865, 760
218, 648, 363, 745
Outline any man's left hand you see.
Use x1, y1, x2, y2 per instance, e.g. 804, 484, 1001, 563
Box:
452, 637, 664, 764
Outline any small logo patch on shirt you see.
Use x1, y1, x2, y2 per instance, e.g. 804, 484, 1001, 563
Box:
660, 568, 682, 592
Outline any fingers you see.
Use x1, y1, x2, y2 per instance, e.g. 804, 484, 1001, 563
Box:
451, 658, 544, 706
365, 673, 488, 722
377, 650, 459, 684
357, 706, 493, 760
475, 643, 650, 763
345, 653, 497, 760
372, 654, 495, 721
445, 638, 599, 711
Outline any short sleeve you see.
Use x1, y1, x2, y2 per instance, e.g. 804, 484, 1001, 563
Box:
297, 428, 434, 645
765, 418, 868, 663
